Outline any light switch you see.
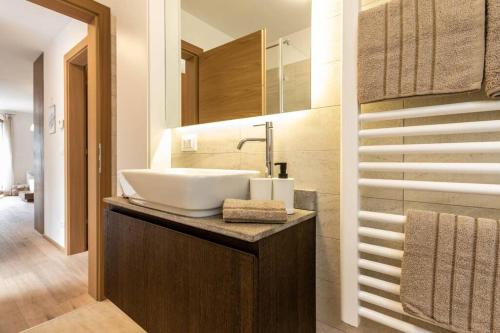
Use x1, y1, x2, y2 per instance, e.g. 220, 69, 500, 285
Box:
181, 134, 197, 152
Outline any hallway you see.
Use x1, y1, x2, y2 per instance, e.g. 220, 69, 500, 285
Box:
0, 197, 93, 332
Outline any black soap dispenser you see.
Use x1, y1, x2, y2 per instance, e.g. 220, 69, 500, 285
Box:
275, 162, 288, 179
272, 162, 295, 214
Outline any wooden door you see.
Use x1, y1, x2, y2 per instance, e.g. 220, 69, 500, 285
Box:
199, 30, 266, 124
65, 38, 89, 255
33, 54, 44, 234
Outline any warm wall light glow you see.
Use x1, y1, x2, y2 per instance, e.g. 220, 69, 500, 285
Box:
150, 129, 172, 169
311, 0, 341, 109
174, 109, 309, 133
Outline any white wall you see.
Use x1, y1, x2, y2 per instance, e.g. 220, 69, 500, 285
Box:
33, 0, 150, 246
98, 0, 150, 186
11, 112, 33, 185
147, 6, 235, 138
181, 10, 233, 51
43, 19, 87, 246
149, 0, 176, 165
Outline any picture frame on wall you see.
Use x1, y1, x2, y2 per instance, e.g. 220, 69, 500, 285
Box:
48, 104, 56, 134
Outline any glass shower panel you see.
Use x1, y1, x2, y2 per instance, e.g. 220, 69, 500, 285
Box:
282, 33, 311, 113
266, 44, 280, 115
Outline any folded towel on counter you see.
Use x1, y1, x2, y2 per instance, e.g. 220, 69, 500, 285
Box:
486, 0, 500, 98
358, 0, 485, 104
222, 199, 287, 224
400, 210, 500, 332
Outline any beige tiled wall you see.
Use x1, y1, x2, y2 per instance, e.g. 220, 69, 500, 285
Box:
171, 1, 500, 333
172, 105, 344, 331
171, 2, 344, 331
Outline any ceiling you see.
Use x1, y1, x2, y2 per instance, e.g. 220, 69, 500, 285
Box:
0, 0, 72, 113
181, 0, 311, 43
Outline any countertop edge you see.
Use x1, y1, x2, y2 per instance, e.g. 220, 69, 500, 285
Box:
103, 197, 317, 242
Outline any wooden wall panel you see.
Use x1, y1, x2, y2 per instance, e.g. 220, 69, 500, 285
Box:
33, 54, 44, 234
199, 30, 265, 124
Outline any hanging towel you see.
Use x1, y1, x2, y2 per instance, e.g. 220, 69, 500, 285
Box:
400, 210, 439, 318
358, 0, 486, 104
222, 199, 287, 224
400, 210, 500, 332
486, 0, 500, 98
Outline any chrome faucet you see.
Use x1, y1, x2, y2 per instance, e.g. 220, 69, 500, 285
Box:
237, 122, 274, 177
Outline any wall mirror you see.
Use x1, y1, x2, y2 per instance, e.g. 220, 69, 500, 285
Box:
177, 0, 312, 126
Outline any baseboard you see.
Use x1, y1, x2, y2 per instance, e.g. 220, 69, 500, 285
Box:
43, 234, 65, 253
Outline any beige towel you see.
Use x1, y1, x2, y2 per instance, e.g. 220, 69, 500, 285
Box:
433, 213, 456, 324
471, 218, 498, 332
400, 210, 439, 318
401, 210, 500, 332
486, 0, 500, 98
222, 199, 287, 224
451, 215, 476, 331
358, 0, 485, 104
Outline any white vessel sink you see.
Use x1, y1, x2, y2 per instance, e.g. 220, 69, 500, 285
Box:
118, 168, 259, 217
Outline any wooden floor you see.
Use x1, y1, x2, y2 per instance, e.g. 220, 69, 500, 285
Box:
0, 197, 93, 332
22, 300, 145, 333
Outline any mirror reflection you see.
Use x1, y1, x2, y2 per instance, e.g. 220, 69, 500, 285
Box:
180, 0, 312, 126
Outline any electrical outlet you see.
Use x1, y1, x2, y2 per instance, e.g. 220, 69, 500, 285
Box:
181, 134, 197, 152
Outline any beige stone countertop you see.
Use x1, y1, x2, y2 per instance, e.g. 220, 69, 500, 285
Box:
104, 196, 317, 243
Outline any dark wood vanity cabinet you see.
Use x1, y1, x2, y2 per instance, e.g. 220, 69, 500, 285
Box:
104, 208, 315, 333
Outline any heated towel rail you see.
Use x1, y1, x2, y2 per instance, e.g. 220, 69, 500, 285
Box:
341, 1, 500, 332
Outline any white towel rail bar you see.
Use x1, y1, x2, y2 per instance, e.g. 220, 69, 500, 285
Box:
358, 211, 406, 224
358, 259, 401, 277
359, 243, 404, 260
359, 120, 500, 138
359, 307, 432, 333
359, 141, 500, 154
359, 101, 500, 122
358, 275, 401, 295
358, 227, 405, 242
359, 162, 500, 174
359, 291, 404, 314
359, 178, 500, 196
340, 1, 500, 331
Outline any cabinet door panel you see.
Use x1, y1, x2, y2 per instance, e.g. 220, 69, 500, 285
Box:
105, 210, 257, 333
104, 210, 148, 327
145, 222, 257, 333
144, 222, 190, 332
186, 232, 256, 333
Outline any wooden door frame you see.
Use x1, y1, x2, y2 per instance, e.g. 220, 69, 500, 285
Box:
64, 37, 88, 256
29, 0, 111, 301
181, 40, 203, 126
